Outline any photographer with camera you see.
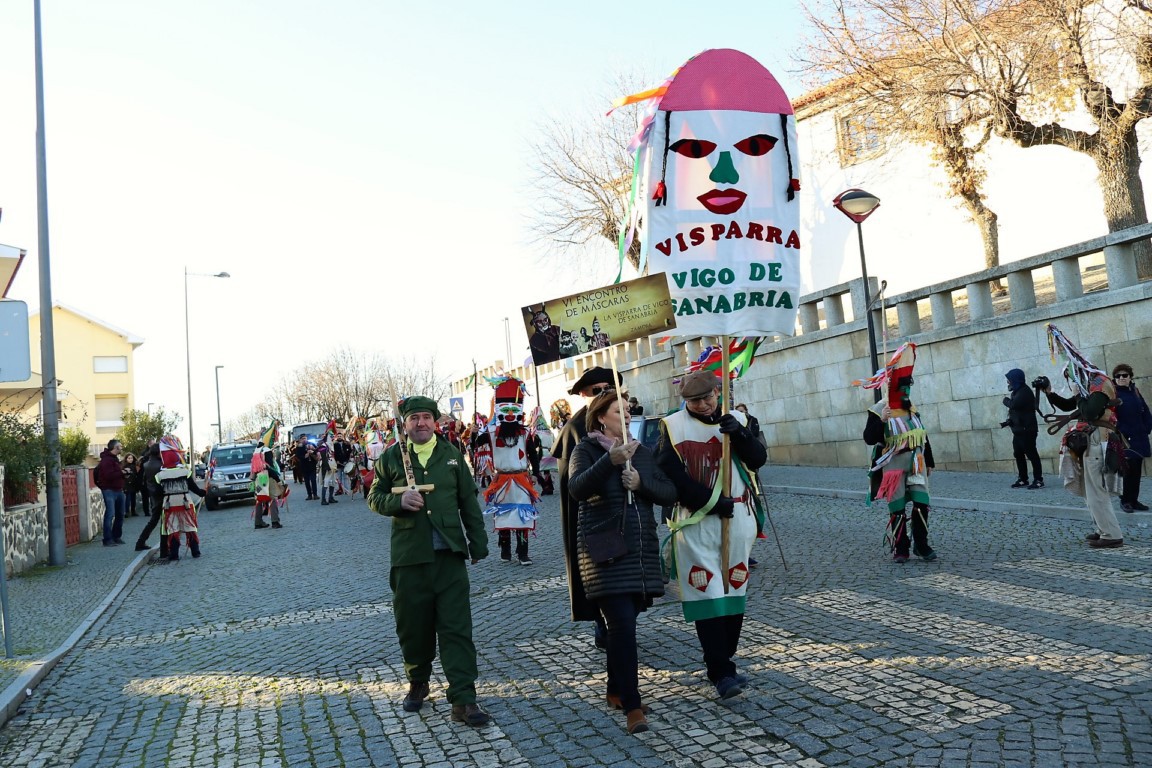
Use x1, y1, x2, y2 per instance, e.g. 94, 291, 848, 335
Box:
1036, 324, 1125, 549
1001, 369, 1043, 489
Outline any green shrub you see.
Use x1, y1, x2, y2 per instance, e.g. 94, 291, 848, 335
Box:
59, 427, 91, 466
0, 412, 48, 495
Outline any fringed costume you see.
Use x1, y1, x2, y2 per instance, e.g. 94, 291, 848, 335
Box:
1043, 324, 1125, 547
476, 377, 541, 565
157, 435, 205, 560
858, 343, 937, 563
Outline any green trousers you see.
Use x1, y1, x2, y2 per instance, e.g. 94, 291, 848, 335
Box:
390, 550, 478, 705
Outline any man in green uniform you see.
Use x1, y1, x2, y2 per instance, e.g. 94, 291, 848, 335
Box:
368, 395, 491, 726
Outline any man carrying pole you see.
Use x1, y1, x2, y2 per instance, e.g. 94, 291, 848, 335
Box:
655, 370, 765, 700
367, 394, 491, 727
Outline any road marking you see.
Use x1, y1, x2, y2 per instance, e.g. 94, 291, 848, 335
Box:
86, 602, 394, 650
1002, 557, 1152, 589
669, 616, 1013, 735
795, 589, 1152, 688
913, 573, 1152, 629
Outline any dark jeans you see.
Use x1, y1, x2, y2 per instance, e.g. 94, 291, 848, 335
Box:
1121, 456, 1144, 504
101, 490, 125, 544
125, 490, 137, 516
303, 468, 318, 498
137, 492, 168, 556
597, 595, 643, 712
694, 613, 744, 684
1012, 432, 1043, 482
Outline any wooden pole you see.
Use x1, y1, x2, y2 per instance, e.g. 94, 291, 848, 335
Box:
608, 345, 634, 505
720, 336, 732, 594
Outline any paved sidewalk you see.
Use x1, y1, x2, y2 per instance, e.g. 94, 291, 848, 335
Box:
0, 469, 1148, 767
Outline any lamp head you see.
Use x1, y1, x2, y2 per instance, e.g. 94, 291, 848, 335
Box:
833, 188, 881, 224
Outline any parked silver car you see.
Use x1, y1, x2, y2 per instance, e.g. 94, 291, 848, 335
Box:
204, 441, 258, 510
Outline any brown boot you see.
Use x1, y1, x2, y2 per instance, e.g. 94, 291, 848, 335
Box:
605, 694, 650, 713
626, 708, 649, 734
402, 681, 429, 712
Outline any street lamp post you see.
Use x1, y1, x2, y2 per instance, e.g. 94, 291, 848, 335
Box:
214, 365, 224, 443
833, 188, 882, 400
503, 317, 512, 369
184, 268, 230, 459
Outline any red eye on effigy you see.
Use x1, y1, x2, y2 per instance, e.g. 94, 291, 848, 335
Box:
670, 139, 717, 158
734, 134, 777, 156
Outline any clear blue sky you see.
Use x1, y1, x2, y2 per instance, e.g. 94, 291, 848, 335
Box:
0, 0, 810, 446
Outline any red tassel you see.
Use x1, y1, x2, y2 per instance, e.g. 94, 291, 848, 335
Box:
874, 469, 905, 502
790, 178, 801, 191
652, 181, 667, 204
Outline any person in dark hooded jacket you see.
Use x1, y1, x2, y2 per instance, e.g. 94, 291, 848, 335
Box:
1002, 368, 1043, 489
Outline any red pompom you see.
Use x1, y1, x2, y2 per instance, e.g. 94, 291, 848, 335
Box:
790, 178, 801, 192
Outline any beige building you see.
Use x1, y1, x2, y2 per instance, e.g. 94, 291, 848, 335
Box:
16, 303, 144, 461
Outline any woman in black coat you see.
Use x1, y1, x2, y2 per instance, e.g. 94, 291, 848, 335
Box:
569, 390, 677, 735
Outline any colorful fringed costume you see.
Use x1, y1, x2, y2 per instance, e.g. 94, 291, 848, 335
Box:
1042, 324, 1125, 546
475, 377, 541, 565
157, 435, 205, 560
858, 343, 937, 563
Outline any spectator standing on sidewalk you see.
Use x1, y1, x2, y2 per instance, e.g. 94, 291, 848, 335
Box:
1001, 368, 1044, 489
367, 395, 491, 727
1112, 363, 1151, 512
95, 439, 127, 546
1038, 324, 1125, 549
121, 452, 142, 517
627, 397, 644, 416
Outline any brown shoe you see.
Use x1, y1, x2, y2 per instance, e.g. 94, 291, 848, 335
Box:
1089, 537, 1123, 549
450, 703, 491, 726
402, 681, 429, 712
605, 694, 650, 714
626, 708, 649, 734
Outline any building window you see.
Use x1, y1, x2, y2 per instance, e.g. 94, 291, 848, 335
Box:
93, 356, 128, 373
95, 396, 128, 429
838, 112, 882, 167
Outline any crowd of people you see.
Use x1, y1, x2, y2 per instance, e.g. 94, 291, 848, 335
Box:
91, 323, 1147, 735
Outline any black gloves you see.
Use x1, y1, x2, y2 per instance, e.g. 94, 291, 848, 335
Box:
1002, 396, 1011, 408
1000, 421, 1010, 428
708, 496, 735, 518
718, 414, 746, 437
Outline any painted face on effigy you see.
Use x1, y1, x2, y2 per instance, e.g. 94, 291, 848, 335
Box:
666, 111, 779, 218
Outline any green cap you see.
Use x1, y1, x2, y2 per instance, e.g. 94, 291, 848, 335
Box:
397, 395, 441, 421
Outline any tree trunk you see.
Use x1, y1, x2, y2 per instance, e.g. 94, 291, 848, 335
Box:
1094, 131, 1152, 279
960, 192, 1002, 293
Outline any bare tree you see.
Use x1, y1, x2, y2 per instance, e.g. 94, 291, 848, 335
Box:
528, 78, 649, 272
249, 349, 453, 428
803, 0, 1152, 276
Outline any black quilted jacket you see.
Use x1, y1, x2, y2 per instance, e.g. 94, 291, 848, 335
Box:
568, 437, 677, 601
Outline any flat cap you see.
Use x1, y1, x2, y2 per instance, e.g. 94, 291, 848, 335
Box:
678, 370, 720, 400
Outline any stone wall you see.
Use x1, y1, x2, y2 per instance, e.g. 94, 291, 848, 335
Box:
1, 466, 51, 579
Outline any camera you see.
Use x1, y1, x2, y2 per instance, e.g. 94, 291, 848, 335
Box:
1031, 375, 1050, 390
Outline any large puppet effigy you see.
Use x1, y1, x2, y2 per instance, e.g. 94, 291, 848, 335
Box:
618, 47, 801, 337
617, 49, 800, 598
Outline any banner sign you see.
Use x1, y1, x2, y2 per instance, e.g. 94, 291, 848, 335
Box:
522, 274, 677, 366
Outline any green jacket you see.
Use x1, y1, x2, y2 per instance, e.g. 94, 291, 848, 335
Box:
367, 437, 488, 566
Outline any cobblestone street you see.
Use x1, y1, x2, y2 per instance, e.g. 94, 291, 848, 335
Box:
1, 483, 1149, 767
